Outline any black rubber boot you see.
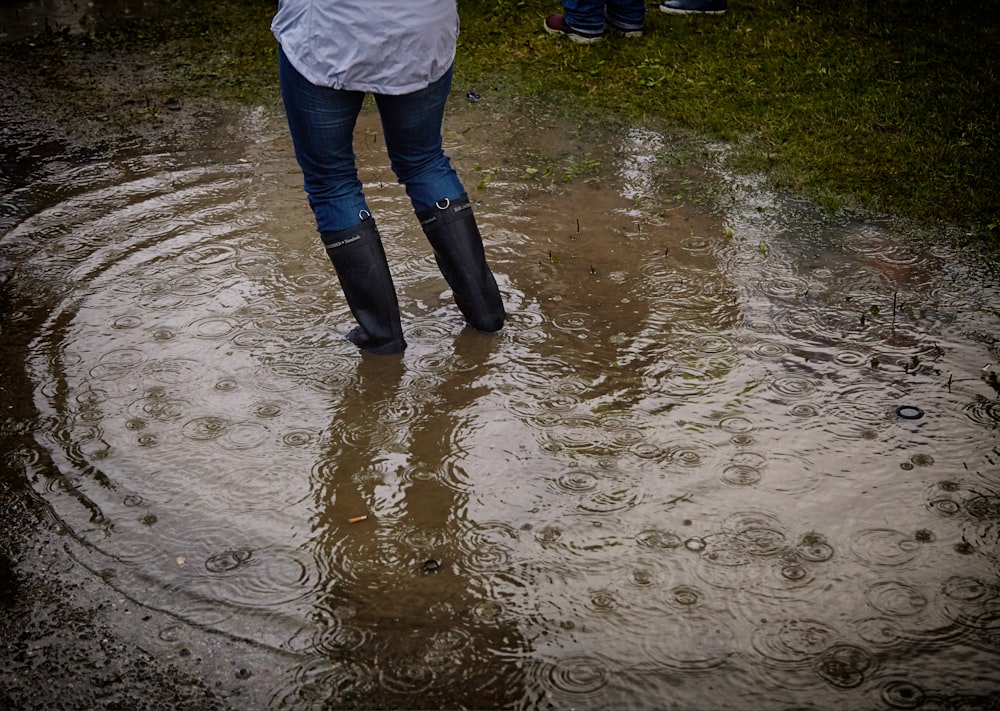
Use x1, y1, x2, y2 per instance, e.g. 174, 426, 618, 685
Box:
320, 218, 406, 355
417, 196, 505, 333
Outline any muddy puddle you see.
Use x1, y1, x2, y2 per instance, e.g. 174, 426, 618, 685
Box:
2, 67, 1000, 709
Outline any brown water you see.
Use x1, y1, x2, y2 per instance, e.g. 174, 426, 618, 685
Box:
3, 93, 1000, 709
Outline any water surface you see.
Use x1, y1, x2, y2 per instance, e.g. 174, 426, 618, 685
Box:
2, 97, 999, 709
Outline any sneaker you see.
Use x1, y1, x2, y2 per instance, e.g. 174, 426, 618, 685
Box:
659, 0, 727, 14
543, 13, 604, 44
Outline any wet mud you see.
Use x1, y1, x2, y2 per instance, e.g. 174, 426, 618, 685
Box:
3, 3, 1000, 711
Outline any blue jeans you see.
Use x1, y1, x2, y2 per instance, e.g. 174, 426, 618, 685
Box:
563, 0, 646, 33
278, 47, 466, 233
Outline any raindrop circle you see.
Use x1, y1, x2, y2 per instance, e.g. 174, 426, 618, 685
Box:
880, 680, 926, 709
636, 529, 683, 550
865, 580, 928, 617
668, 585, 703, 608
205, 548, 254, 574
850, 529, 921, 567
555, 470, 599, 493
182, 416, 229, 441
545, 655, 609, 696
770, 374, 818, 399
813, 643, 873, 689
751, 619, 838, 664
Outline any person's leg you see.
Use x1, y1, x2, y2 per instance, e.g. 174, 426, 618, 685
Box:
278, 48, 405, 354
371, 65, 465, 213
374, 69, 504, 333
560, 0, 606, 34
278, 47, 370, 233
606, 0, 646, 31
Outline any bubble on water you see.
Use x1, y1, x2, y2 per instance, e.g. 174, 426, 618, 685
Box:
813, 643, 873, 689
204, 547, 253, 573
471, 600, 505, 623
151, 327, 176, 341
636, 528, 682, 551
780, 564, 808, 581
586, 589, 618, 613
965, 494, 1000, 519
796, 532, 834, 563
927, 498, 960, 515
535, 526, 563, 545
628, 564, 660, 588
214, 378, 238, 392
193, 544, 314, 609
684, 537, 707, 552
880, 679, 926, 708
668, 585, 703, 608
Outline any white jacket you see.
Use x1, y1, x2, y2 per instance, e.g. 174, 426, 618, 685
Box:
272, 0, 459, 94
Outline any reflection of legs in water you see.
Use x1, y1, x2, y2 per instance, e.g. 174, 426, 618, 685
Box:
305, 337, 525, 708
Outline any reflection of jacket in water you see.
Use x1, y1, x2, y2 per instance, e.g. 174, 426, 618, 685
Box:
271, 0, 458, 94
302, 338, 527, 707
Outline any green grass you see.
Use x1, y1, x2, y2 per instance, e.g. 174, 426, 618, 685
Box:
457, 0, 999, 236
7, 0, 999, 246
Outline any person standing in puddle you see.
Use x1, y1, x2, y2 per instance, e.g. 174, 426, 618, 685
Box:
544, 0, 647, 43
272, 0, 505, 355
